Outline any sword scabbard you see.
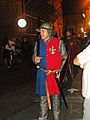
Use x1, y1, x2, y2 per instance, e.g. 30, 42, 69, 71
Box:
55, 72, 68, 109
45, 80, 51, 110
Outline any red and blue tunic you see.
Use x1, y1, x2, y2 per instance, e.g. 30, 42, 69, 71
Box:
36, 38, 62, 96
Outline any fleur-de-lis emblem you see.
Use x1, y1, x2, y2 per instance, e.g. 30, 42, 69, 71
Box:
49, 46, 56, 54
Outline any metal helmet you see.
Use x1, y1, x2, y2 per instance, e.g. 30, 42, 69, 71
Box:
40, 22, 53, 30
36, 22, 53, 32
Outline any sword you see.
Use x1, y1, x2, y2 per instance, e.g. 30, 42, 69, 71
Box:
55, 72, 68, 109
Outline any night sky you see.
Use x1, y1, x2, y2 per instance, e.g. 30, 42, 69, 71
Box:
62, 0, 83, 15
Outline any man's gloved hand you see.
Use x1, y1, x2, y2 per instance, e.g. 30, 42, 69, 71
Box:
35, 56, 41, 64
55, 71, 60, 79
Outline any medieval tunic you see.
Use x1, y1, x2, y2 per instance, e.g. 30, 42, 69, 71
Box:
36, 38, 62, 96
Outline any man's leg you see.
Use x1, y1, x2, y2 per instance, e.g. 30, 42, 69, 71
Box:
52, 94, 61, 120
39, 96, 48, 120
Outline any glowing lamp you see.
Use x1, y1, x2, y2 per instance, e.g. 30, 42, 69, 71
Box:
81, 27, 84, 32
88, 21, 90, 25
17, 18, 27, 28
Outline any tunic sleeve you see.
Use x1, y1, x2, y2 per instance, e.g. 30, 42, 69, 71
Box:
77, 45, 90, 65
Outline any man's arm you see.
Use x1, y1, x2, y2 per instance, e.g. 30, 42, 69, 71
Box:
73, 56, 85, 69
73, 56, 80, 66
59, 40, 68, 72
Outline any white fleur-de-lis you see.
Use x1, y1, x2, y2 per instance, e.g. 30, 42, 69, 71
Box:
49, 46, 56, 54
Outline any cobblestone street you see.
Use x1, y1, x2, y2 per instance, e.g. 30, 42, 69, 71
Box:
0, 63, 83, 120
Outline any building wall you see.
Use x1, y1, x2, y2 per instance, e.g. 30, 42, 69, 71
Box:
0, 0, 63, 42
63, 14, 83, 35
48, 0, 63, 37
0, 0, 22, 38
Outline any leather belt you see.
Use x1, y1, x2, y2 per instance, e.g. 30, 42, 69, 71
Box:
37, 65, 59, 75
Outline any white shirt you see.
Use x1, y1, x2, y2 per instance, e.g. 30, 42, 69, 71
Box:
77, 45, 90, 99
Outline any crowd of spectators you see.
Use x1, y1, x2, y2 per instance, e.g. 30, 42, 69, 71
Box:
0, 35, 34, 68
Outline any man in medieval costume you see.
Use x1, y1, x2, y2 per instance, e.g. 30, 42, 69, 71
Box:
33, 22, 67, 120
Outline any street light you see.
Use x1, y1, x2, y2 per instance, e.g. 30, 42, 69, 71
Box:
17, 0, 27, 29
88, 21, 90, 25
17, 18, 27, 28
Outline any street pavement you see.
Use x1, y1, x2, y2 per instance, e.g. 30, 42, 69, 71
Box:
0, 62, 83, 120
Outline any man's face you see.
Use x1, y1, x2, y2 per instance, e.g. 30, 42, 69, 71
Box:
66, 31, 71, 37
40, 29, 49, 41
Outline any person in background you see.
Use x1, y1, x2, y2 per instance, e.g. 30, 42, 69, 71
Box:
61, 28, 79, 80
4, 38, 13, 68
73, 31, 90, 120
33, 22, 67, 120
21, 37, 31, 65
8, 37, 16, 66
